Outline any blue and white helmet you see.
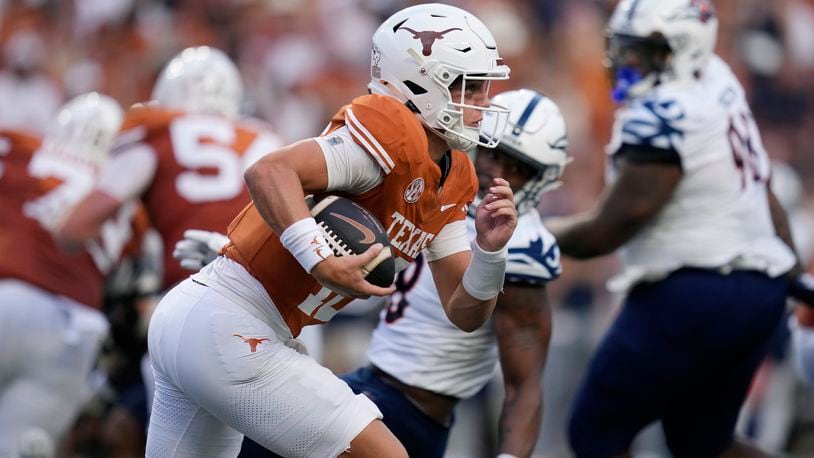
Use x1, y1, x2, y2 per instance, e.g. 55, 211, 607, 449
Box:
481, 89, 570, 213
152, 46, 243, 119
606, 0, 718, 102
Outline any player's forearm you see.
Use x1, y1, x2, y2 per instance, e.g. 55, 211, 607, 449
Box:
57, 190, 122, 250
244, 160, 311, 235
444, 291, 498, 332
547, 211, 624, 259
498, 382, 543, 457
768, 188, 802, 274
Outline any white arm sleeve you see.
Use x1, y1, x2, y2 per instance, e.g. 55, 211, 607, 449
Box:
96, 144, 158, 202
313, 126, 383, 194
423, 219, 470, 262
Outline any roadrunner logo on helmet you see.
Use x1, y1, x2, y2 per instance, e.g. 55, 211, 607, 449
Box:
605, 0, 718, 102
369, 3, 510, 151
480, 89, 571, 214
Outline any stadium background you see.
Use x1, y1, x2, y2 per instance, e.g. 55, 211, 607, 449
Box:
1, 0, 813, 456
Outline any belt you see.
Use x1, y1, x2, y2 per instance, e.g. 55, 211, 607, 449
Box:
369, 364, 458, 427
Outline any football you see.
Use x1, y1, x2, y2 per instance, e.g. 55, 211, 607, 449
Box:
308, 195, 395, 288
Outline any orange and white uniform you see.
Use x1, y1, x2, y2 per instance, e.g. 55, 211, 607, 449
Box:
97, 105, 283, 289
224, 94, 476, 336
146, 95, 477, 457
0, 130, 138, 456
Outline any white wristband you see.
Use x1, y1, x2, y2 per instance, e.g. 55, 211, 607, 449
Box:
496, 454, 519, 458
280, 217, 334, 273
461, 240, 507, 301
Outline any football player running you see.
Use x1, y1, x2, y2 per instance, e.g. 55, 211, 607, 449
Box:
547, 1, 802, 457
141, 3, 517, 457
57, 46, 284, 292
0, 93, 129, 457
174, 89, 569, 458
341, 89, 568, 458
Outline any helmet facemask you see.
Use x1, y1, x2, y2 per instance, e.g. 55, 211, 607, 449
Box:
605, 32, 672, 103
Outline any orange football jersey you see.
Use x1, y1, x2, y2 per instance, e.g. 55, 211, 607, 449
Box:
0, 130, 106, 308
224, 95, 477, 336
116, 105, 282, 289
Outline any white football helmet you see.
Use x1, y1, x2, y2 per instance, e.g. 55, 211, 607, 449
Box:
369, 3, 510, 151
606, 0, 718, 101
151, 46, 242, 118
40, 92, 124, 169
480, 89, 570, 213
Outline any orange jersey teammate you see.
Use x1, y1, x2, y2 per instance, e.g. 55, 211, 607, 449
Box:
144, 4, 517, 458
58, 47, 283, 290
0, 94, 137, 456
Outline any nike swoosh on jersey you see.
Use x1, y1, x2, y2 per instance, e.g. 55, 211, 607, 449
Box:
440, 204, 457, 212
331, 212, 376, 244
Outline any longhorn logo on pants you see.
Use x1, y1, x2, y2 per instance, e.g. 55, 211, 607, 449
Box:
233, 334, 270, 352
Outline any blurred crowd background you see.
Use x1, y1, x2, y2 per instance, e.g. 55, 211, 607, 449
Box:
2, 0, 814, 456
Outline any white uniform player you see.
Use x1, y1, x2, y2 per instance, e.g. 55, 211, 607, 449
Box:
367, 210, 560, 398
550, 1, 800, 456
341, 89, 569, 458
606, 54, 795, 292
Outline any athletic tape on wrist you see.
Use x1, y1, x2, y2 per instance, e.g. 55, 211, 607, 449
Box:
462, 239, 507, 301
280, 217, 333, 273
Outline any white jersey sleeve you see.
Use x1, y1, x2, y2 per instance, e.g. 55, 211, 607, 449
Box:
313, 125, 383, 195
423, 219, 469, 262
505, 211, 561, 284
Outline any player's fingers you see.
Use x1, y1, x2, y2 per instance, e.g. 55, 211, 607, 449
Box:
183, 229, 215, 242
491, 177, 510, 187
357, 281, 396, 297
180, 259, 203, 271
354, 243, 385, 264
488, 184, 514, 200
173, 240, 201, 258
484, 198, 515, 212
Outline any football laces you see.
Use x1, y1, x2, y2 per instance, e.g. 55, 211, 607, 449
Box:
317, 221, 354, 257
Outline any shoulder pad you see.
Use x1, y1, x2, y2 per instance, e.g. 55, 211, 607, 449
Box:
343, 94, 428, 175
615, 97, 687, 153
506, 215, 561, 284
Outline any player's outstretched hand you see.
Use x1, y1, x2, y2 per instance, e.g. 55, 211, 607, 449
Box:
474, 177, 518, 252
789, 272, 814, 308
173, 229, 229, 271
311, 243, 397, 299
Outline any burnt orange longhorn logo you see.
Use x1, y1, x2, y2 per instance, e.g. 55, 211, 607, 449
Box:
397, 27, 462, 56
233, 334, 270, 352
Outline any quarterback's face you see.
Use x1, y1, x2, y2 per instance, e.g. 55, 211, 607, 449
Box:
450, 79, 490, 127
474, 147, 535, 198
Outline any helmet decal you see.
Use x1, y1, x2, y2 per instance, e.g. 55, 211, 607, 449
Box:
397, 26, 463, 56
